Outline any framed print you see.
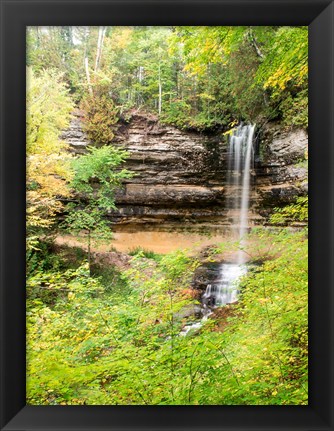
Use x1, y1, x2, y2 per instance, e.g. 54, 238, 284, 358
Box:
1, 0, 333, 429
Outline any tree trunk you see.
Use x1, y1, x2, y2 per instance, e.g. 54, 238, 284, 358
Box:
248, 28, 264, 59
84, 27, 93, 96
35, 27, 40, 48
87, 230, 92, 276
85, 57, 93, 96
158, 64, 162, 115
193, 77, 198, 112
94, 26, 107, 73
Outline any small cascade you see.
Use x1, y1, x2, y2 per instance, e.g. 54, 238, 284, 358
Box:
202, 124, 255, 309
202, 263, 247, 308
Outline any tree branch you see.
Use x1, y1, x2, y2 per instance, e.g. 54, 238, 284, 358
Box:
248, 28, 264, 59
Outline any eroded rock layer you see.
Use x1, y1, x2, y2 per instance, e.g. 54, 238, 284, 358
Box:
64, 111, 308, 226
255, 125, 308, 221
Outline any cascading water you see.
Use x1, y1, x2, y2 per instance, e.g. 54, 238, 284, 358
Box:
181, 125, 255, 334
203, 124, 255, 307
202, 263, 247, 308
238, 125, 255, 261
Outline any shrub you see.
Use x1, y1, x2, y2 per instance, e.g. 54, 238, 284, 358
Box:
270, 196, 308, 225
80, 93, 119, 145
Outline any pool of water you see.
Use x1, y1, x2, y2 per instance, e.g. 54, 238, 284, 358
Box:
57, 224, 243, 255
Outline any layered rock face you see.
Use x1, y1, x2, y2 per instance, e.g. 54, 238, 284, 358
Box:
111, 113, 230, 224
255, 125, 308, 221
61, 110, 90, 155
64, 111, 308, 226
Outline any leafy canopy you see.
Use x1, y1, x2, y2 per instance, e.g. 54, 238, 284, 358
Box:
26, 67, 74, 233
27, 26, 308, 130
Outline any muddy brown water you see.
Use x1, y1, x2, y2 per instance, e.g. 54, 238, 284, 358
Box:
56, 224, 242, 255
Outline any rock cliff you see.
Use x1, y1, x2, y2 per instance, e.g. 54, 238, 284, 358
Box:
255, 125, 308, 221
111, 112, 229, 224
61, 110, 89, 155
63, 110, 308, 226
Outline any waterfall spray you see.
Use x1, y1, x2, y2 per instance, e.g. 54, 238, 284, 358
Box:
237, 125, 255, 263
202, 124, 255, 308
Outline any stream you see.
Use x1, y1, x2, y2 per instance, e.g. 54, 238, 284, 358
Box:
181, 124, 255, 335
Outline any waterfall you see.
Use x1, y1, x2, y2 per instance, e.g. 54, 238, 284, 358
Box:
202, 264, 247, 308
202, 124, 255, 307
235, 125, 255, 263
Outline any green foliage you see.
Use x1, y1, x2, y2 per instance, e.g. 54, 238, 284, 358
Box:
90, 264, 131, 298
27, 250, 199, 404
26, 239, 68, 276
27, 27, 75, 90
159, 250, 198, 285
27, 230, 307, 405
62, 145, 133, 270
80, 94, 119, 144
224, 229, 308, 404
171, 26, 308, 128
255, 27, 308, 127
160, 99, 192, 129
62, 145, 132, 241
26, 67, 74, 233
279, 89, 308, 128
62, 207, 114, 243
27, 263, 104, 306
270, 196, 308, 225
256, 27, 308, 96
128, 247, 162, 262
27, 26, 308, 131
70, 145, 131, 201
26, 26, 308, 406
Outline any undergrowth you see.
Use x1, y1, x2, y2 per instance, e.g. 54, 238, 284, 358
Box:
26, 229, 308, 405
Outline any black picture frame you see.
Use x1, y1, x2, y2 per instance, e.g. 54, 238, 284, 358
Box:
1, 0, 333, 430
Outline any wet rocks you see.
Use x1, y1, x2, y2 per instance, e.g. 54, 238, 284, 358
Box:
173, 304, 203, 321
191, 262, 223, 292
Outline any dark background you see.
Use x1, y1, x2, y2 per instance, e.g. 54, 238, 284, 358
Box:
1, 0, 333, 430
